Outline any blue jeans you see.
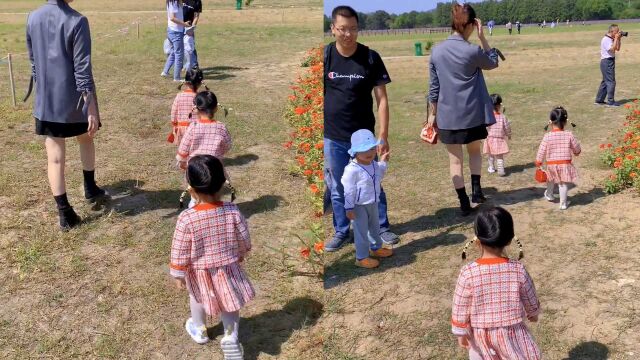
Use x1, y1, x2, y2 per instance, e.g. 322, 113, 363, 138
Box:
596, 58, 616, 103
192, 31, 199, 68
184, 51, 196, 71
163, 29, 184, 80
324, 137, 390, 239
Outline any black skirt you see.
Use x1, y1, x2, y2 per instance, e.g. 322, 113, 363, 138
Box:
439, 124, 488, 145
35, 119, 99, 138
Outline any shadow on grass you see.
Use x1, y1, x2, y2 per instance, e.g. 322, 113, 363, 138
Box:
207, 297, 323, 360
200, 65, 247, 81
484, 186, 606, 207
393, 206, 476, 236
224, 153, 259, 167
503, 162, 536, 174
563, 341, 609, 360
617, 98, 639, 105
324, 228, 467, 289
103, 180, 284, 218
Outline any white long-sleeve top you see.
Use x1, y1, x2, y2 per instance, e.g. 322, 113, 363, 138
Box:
341, 159, 387, 211
184, 34, 195, 53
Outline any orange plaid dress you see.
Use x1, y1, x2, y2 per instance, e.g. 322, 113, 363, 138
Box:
535, 129, 581, 183
169, 89, 197, 145
483, 112, 511, 155
170, 202, 255, 316
452, 258, 541, 360
176, 117, 232, 163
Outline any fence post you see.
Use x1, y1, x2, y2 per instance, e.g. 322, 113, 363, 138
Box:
8, 53, 16, 107
136, 22, 140, 39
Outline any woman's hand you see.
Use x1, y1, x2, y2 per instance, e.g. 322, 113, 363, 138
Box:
379, 151, 390, 163
475, 18, 485, 39
457, 336, 470, 349
86, 94, 100, 137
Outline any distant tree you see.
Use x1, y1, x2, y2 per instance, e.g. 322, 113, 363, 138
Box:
324, 14, 331, 32
365, 10, 392, 30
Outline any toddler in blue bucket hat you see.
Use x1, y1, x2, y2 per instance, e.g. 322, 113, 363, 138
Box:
341, 129, 393, 268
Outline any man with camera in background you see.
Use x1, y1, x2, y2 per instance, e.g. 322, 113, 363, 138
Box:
595, 24, 627, 107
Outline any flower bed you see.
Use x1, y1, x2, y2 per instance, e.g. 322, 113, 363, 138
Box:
279, 46, 325, 275
601, 100, 640, 194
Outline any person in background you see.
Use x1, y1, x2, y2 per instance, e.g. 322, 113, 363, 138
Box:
595, 24, 623, 107
182, 0, 202, 69
516, 20, 521, 34
506, 21, 513, 35
162, 0, 190, 81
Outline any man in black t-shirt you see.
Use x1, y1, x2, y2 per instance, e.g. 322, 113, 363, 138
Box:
183, 0, 202, 68
324, 6, 398, 252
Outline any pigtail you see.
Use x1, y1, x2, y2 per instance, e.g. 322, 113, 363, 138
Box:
515, 236, 524, 260
461, 236, 477, 260
177, 82, 184, 91
179, 187, 190, 209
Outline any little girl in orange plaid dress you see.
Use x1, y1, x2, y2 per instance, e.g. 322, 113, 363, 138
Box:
168, 68, 206, 145
484, 94, 512, 176
170, 155, 253, 359
453, 207, 541, 360
535, 106, 581, 210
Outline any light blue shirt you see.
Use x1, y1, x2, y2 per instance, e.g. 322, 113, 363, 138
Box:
341, 160, 388, 211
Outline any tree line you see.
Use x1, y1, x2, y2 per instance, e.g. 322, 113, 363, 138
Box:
324, 0, 640, 31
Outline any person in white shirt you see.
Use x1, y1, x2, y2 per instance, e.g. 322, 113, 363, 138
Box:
595, 24, 623, 106
341, 129, 393, 269
183, 26, 196, 71
162, 0, 191, 81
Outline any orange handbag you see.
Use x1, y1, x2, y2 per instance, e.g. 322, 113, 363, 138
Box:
420, 112, 438, 144
535, 168, 548, 183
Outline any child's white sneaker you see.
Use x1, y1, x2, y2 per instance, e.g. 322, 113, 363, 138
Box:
544, 191, 555, 202
559, 201, 570, 210
185, 318, 209, 344
160, 72, 168, 77
487, 165, 496, 173
221, 335, 244, 360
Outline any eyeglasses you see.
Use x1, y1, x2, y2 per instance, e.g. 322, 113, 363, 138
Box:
334, 27, 358, 35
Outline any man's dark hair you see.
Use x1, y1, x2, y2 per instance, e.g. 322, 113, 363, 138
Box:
331, 6, 359, 24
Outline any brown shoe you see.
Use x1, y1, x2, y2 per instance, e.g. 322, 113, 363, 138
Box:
355, 257, 379, 269
370, 248, 393, 258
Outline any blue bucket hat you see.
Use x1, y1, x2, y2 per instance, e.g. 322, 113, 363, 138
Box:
348, 129, 383, 157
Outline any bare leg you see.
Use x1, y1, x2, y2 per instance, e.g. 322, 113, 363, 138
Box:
446, 144, 465, 189
76, 133, 95, 171
466, 140, 482, 176
45, 136, 66, 196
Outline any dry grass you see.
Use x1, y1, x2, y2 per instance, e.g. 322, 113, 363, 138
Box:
321, 25, 640, 359
0, 2, 325, 359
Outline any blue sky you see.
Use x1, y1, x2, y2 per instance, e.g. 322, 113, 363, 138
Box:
324, 0, 444, 16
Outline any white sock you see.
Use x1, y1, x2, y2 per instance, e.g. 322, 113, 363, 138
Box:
496, 159, 505, 174
189, 295, 207, 327
559, 183, 568, 205
488, 156, 495, 168
220, 311, 240, 342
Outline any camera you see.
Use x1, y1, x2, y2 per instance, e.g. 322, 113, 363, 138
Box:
620, 31, 629, 37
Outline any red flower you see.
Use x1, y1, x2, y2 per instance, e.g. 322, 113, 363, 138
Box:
303, 169, 313, 176
599, 144, 605, 149
315, 141, 324, 150
607, 143, 613, 148
297, 156, 305, 166
301, 143, 311, 153
283, 141, 293, 149
313, 242, 324, 254
300, 247, 310, 259
294, 107, 307, 115
631, 172, 637, 178
624, 104, 632, 109
288, 95, 297, 101
627, 155, 635, 161
310, 184, 319, 194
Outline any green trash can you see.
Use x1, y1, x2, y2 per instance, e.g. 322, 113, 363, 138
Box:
414, 42, 423, 56
236, 0, 242, 10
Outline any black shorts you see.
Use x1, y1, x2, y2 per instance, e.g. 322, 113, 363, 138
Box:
439, 125, 488, 145
35, 119, 99, 138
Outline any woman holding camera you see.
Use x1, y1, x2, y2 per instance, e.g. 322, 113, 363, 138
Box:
426, 3, 499, 215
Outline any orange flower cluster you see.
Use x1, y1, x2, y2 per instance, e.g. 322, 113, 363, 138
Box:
284, 46, 326, 272
601, 99, 640, 194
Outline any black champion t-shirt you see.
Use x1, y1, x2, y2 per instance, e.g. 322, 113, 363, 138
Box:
183, 0, 202, 24
324, 42, 391, 142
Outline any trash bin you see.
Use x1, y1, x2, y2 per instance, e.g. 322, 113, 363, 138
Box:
236, 0, 242, 10
414, 42, 423, 56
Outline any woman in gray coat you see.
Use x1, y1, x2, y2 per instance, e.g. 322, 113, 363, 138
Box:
427, 3, 498, 215
26, 0, 106, 230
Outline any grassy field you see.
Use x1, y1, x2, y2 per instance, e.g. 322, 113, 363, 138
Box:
321, 24, 640, 359
0, 1, 324, 359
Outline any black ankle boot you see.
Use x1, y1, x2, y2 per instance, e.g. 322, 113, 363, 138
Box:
83, 170, 108, 203
59, 207, 81, 230
456, 187, 473, 216
471, 174, 486, 203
